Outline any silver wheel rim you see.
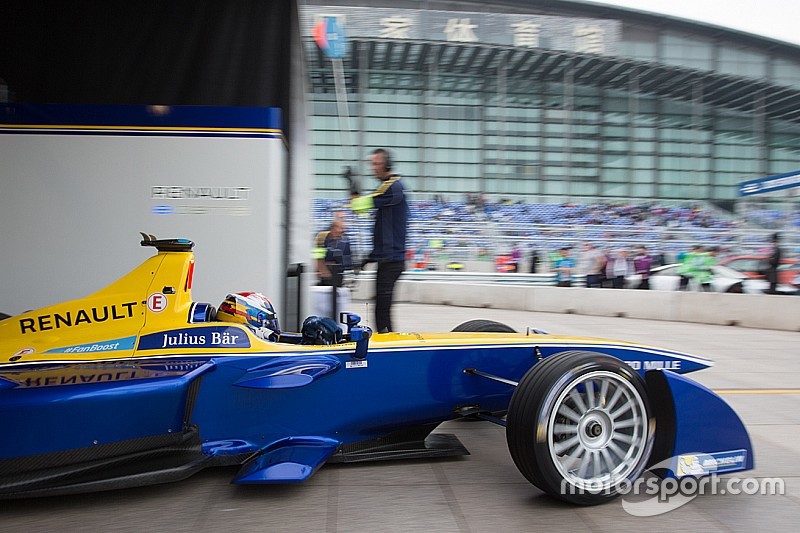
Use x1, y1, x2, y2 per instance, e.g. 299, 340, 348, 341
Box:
547, 370, 648, 492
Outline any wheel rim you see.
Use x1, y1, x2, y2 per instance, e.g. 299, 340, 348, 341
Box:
547, 370, 649, 492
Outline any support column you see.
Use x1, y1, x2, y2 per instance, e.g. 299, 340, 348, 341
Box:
496, 50, 508, 198
564, 58, 574, 200
626, 67, 640, 199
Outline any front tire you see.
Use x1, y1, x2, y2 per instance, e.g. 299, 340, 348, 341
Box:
506, 351, 653, 505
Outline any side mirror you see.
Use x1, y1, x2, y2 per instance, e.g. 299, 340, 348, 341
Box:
340, 312, 361, 332
349, 325, 371, 359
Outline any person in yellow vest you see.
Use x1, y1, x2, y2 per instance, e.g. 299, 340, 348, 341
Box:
693, 246, 718, 292
677, 245, 700, 291
312, 216, 354, 323
313, 217, 352, 287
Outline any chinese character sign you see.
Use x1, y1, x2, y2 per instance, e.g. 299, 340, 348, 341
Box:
574, 24, 604, 54
511, 20, 541, 48
379, 17, 413, 39
301, 7, 621, 55
444, 18, 478, 42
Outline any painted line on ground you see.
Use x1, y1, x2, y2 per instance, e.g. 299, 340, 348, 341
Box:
714, 389, 800, 395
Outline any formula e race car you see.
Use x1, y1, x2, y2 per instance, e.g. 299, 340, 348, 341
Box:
0, 236, 753, 504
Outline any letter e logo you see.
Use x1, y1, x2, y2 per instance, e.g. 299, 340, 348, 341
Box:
147, 293, 168, 313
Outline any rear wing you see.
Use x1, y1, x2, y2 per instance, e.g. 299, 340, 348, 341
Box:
140, 233, 195, 253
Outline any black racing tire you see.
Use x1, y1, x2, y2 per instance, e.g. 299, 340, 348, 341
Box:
451, 319, 517, 333
506, 351, 653, 505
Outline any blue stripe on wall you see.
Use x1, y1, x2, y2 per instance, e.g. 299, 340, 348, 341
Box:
0, 103, 282, 130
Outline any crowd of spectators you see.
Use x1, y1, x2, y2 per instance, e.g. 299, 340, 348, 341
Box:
475, 201, 736, 229
740, 208, 800, 229
316, 198, 737, 229
312, 198, 794, 274
370, 198, 738, 229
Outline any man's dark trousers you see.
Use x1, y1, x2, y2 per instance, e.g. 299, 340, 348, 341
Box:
375, 261, 404, 333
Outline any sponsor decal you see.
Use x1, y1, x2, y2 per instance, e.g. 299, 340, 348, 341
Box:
676, 450, 747, 477
138, 326, 251, 350
13, 348, 35, 357
151, 205, 251, 216
616, 451, 765, 517
18, 302, 138, 334
0, 360, 207, 389
45, 336, 137, 354
152, 205, 175, 215
558, 450, 764, 517
346, 360, 368, 369
151, 186, 251, 200
623, 360, 681, 371
147, 293, 168, 313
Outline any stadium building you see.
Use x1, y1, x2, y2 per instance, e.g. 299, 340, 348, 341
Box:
302, 0, 800, 217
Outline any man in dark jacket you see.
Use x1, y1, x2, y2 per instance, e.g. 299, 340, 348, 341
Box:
765, 233, 782, 294
351, 148, 409, 332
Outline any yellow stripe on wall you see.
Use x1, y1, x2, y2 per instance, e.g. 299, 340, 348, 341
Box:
0, 124, 282, 133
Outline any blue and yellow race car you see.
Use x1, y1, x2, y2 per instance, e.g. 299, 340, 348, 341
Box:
0, 236, 753, 504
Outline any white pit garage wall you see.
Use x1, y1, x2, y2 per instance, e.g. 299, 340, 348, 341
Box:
0, 103, 306, 322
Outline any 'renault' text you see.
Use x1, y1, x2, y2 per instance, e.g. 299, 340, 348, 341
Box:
19, 302, 138, 334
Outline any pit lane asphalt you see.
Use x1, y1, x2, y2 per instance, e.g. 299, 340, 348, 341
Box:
3, 303, 799, 532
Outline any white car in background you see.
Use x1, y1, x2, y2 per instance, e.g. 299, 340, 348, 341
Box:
626, 264, 797, 294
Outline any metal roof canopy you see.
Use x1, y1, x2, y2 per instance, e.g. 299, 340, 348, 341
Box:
307, 37, 800, 124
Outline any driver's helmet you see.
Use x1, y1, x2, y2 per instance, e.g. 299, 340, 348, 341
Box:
217, 292, 279, 341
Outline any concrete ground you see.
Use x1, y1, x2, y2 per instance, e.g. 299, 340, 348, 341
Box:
2, 303, 799, 532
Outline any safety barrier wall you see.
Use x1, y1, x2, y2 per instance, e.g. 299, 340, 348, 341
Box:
353, 281, 800, 332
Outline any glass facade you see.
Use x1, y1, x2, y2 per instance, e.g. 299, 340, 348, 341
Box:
305, 5, 800, 207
